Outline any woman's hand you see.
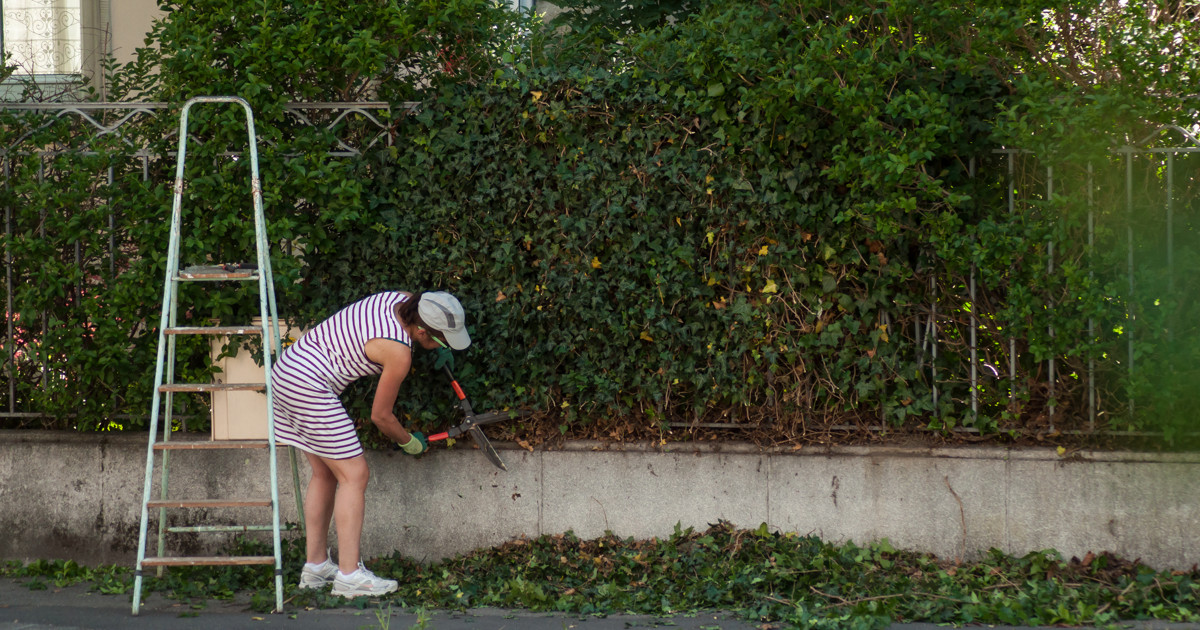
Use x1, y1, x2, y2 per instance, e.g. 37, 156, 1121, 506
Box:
399, 431, 428, 455
433, 347, 454, 371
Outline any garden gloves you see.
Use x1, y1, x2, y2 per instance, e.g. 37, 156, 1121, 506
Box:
434, 346, 455, 371
400, 431, 428, 455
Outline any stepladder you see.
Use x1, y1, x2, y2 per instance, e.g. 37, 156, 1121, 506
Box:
132, 96, 302, 615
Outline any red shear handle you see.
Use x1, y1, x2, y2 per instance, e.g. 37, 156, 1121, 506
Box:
443, 366, 467, 401
428, 431, 450, 442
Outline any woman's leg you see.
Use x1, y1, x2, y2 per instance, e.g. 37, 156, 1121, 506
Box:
303, 450, 338, 564
319, 454, 371, 574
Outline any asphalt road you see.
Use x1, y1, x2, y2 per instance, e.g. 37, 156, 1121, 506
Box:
4, 576, 1199, 630
0, 577, 761, 630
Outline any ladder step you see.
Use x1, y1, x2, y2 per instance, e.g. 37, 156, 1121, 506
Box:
147, 499, 272, 509
155, 440, 269, 450
167, 524, 283, 534
160, 383, 265, 393
142, 555, 275, 568
166, 326, 263, 336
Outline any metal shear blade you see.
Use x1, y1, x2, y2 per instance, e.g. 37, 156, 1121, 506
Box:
468, 425, 507, 471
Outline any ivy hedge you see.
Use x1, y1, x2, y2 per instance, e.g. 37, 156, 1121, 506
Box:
2, 0, 1198, 444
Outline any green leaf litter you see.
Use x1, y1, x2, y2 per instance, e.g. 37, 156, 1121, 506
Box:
5, 523, 1197, 628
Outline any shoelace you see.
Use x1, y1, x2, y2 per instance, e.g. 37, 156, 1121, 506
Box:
354, 562, 380, 581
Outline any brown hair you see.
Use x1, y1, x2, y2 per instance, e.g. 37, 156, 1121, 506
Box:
394, 292, 425, 326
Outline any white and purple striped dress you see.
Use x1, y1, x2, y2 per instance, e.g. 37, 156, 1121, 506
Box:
271, 292, 411, 459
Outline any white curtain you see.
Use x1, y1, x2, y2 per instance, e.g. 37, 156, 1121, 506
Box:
3, 0, 82, 75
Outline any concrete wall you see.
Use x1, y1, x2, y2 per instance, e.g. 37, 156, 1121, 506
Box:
1, 431, 1197, 570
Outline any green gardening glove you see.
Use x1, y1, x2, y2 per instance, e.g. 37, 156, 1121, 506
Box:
433, 347, 454, 372
400, 431, 428, 456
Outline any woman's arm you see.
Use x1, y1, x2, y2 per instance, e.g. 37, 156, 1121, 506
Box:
363, 338, 416, 445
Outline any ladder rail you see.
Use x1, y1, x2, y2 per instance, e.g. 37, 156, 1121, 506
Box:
259, 194, 304, 538
156, 280, 182, 573
244, 97, 289, 611
133, 96, 288, 615
133, 97, 191, 612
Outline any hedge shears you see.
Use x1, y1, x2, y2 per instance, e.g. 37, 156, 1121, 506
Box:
427, 366, 528, 471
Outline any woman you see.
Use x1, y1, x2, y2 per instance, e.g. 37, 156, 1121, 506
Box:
271, 290, 470, 597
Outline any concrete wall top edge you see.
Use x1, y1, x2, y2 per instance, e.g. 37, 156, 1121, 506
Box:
545, 440, 1200, 464
5, 430, 1198, 465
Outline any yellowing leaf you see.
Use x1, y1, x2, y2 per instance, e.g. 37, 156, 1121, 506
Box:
640, 331, 655, 342
496, 289, 507, 302
591, 256, 602, 269
1056, 446, 1066, 456
758, 245, 769, 256
705, 175, 714, 183
706, 231, 714, 245
531, 90, 543, 102
762, 279, 778, 293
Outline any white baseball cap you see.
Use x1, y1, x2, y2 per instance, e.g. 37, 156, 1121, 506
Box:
418, 291, 471, 350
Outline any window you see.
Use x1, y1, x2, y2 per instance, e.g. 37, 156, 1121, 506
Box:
3, 0, 83, 75
2, 0, 109, 100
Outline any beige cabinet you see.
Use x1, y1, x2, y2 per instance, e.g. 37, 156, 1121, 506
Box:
210, 321, 304, 440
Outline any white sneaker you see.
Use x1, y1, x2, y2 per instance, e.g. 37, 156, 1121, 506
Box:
298, 558, 338, 589
331, 562, 398, 598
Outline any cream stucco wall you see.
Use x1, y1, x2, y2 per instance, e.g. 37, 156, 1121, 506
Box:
109, 0, 163, 67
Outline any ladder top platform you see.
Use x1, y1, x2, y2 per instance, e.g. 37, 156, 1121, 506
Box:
166, 326, 263, 335
179, 264, 259, 281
